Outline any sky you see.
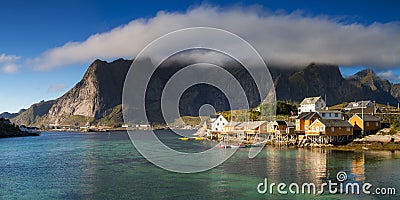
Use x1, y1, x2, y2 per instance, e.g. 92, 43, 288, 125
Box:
0, 0, 399, 113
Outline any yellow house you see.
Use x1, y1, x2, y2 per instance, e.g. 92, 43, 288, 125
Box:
348, 114, 380, 135
295, 112, 321, 134
306, 119, 353, 136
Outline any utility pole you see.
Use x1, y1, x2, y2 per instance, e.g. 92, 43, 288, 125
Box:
361, 100, 364, 137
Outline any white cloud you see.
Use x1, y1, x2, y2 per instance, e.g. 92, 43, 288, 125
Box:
47, 83, 67, 93
2, 63, 18, 74
0, 53, 20, 74
378, 70, 400, 82
29, 5, 400, 71
0, 53, 20, 63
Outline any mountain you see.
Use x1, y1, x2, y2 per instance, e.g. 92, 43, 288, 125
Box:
272, 64, 399, 105
12, 59, 400, 126
12, 100, 56, 126
46, 58, 132, 125
392, 84, 400, 102
0, 112, 19, 119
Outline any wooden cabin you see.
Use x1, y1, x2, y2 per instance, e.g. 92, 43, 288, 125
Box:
348, 114, 380, 136
306, 119, 353, 136
267, 120, 295, 134
295, 112, 322, 134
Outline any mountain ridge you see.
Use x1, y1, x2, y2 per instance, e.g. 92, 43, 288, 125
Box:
11, 59, 400, 126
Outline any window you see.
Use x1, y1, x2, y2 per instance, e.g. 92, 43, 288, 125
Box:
321, 127, 325, 131
222, 123, 225, 126
305, 125, 308, 130
366, 122, 369, 126
322, 113, 326, 117
376, 122, 378, 126
312, 127, 315, 131
331, 127, 335, 132
346, 127, 350, 132
335, 113, 339, 117
217, 123, 219, 126
220, 118, 222, 121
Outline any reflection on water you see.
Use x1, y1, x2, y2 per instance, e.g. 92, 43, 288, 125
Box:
352, 153, 365, 182
0, 131, 399, 199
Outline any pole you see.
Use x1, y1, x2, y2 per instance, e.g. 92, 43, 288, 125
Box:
362, 101, 364, 137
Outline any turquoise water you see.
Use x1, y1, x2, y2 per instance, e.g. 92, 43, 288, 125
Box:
0, 131, 399, 199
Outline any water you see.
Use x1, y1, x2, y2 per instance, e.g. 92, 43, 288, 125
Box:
0, 131, 399, 199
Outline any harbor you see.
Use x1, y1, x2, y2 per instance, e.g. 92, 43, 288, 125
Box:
189, 97, 399, 149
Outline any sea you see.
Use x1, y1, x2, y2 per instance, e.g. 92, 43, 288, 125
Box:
0, 130, 399, 199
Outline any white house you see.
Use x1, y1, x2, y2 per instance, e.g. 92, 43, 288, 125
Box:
210, 115, 228, 131
317, 110, 343, 120
344, 100, 374, 111
298, 96, 326, 114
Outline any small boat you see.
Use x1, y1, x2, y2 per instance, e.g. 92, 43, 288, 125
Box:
179, 137, 190, 141
193, 137, 205, 141
230, 144, 246, 148
219, 144, 231, 148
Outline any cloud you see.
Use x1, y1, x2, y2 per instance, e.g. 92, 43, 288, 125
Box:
0, 53, 20, 73
2, 63, 18, 74
378, 70, 400, 82
47, 83, 67, 93
29, 5, 400, 71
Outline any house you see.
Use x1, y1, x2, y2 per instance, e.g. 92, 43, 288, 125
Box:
298, 96, 326, 114
348, 114, 381, 135
223, 121, 241, 132
317, 110, 343, 120
306, 119, 353, 137
295, 112, 322, 134
236, 121, 268, 134
344, 100, 374, 111
236, 121, 268, 140
266, 120, 295, 134
346, 106, 381, 116
210, 115, 228, 132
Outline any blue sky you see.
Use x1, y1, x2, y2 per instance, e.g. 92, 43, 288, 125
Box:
0, 0, 399, 113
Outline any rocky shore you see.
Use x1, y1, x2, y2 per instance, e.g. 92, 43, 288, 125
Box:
327, 133, 400, 151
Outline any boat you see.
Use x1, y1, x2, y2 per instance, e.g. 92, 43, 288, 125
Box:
219, 144, 231, 148
193, 137, 205, 140
230, 144, 246, 148
178, 137, 190, 141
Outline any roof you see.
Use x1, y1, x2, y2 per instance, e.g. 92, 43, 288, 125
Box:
300, 96, 322, 105
317, 110, 342, 113
345, 100, 373, 109
237, 121, 267, 130
318, 119, 353, 127
275, 120, 287, 125
296, 112, 321, 120
346, 107, 381, 115
226, 121, 241, 127
354, 114, 380, 122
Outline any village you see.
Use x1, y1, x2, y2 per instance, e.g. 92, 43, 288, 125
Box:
196, 96, 393, 148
